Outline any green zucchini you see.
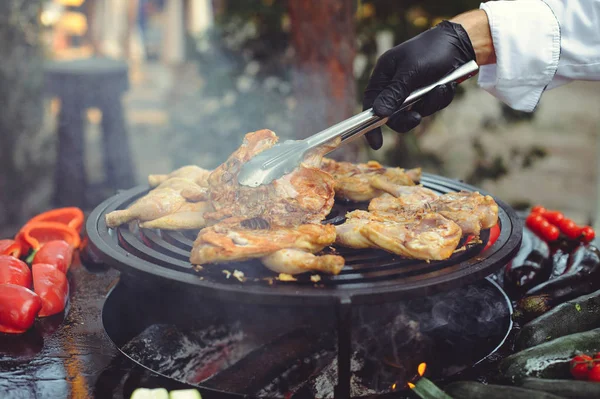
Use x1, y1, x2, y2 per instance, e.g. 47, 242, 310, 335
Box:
518, 378, 600, 399
444, 381, 565, 399
499, 328, 600, 382
515, 289, 600, 350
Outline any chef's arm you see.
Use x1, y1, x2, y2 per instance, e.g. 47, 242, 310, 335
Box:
470, 0, 600, 112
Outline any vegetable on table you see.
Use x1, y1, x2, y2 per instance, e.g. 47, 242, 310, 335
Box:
32, 240, 74, 274
515, 289, 600, 350
504, 227, 552, 297
526, 213, 559, 242
16, 221, 81, 253
0, 239, 22, 258
0, 255, 31, 287
32, 263, 69, 317
589, 364, 600, 382
514, 245, 600, 323
0, 284, 42, 334
26, 207, 85, 233
444, 381, 563, 399
499, 328, 600, 382
571, 354, 593, 380
518, 378, 600, 398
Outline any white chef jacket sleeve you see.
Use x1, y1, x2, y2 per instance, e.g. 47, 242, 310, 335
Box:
477, 0, 600, 112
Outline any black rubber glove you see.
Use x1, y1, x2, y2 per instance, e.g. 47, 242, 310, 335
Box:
363, 20, 476, 150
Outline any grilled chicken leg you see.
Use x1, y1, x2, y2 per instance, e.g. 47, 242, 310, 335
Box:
105, 178, 208, 228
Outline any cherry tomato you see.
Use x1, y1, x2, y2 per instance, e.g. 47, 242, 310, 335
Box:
571, 355, 593, 380
526, 214, 559, 242
32, 240, 74, 274
589, 364, 600, 382
0, 255, 31, 287
544, 211, 565, 225
581, 226, 596, 243
0, 284, 42, 334
557, 219, 582, 239
32, 264, 69, 317
531, 206, 547, 215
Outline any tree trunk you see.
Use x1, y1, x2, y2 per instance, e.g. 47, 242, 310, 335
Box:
0, 0, 44, 227
288, 0, 360, 162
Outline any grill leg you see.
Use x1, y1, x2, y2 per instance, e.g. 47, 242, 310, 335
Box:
334, 297, 352, 399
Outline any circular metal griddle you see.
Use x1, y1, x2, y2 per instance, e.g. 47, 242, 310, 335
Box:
86, 173, 523, 306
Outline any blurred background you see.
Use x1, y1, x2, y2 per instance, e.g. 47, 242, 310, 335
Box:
0, 0, 598, 235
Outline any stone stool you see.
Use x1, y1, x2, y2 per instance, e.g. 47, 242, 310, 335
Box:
44, 57, 135, 208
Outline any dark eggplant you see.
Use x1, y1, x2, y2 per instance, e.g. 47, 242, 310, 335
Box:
514, 245, 600, 323
504, 227, 552, 297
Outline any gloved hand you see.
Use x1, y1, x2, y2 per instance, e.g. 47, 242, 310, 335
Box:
363, 20, 476, 150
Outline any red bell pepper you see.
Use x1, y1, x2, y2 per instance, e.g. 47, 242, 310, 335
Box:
0, 255, 31, 287
0, 284, 42, 334
483, 224, 501, 252
27, 207, 85, 233
0, 239, 22, 258
17, 221, 81, 253
32, 263, 69, 317
32, 240, 74, 274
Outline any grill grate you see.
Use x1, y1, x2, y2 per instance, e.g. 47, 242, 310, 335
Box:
87, 174, 522, 306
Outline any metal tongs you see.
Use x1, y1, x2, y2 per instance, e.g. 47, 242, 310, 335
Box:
237, 60, 479, 188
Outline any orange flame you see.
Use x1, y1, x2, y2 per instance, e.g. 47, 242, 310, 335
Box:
408, 382, 416, 389
418, 362, 427, 377
391, 383, 397, 390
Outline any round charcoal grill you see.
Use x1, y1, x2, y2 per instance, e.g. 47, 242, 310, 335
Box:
87, 173, 522, 399
87, 173, 522, 306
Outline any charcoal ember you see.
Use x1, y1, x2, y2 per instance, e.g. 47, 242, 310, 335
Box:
121, 323, 247, 384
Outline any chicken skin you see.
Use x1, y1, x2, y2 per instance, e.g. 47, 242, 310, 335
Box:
320, 158, 421, 202
190, 218, 344, 275
335, 210, 462, 260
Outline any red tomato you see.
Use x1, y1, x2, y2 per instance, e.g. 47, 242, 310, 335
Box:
581, 226, 596, 243
571, 355, 593, 380
526, 214, 559, 242
0, 255, 31, 287
544, 211, 565, 225
32, 264, 69, 317
589, 364, 600, 382
33, 240, 74, 274
0, 239, 22, 258
0, 284, 42, 334
531, 206, 547, 215
557, 219, 582, 239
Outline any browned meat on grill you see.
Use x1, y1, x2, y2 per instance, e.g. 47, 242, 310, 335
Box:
139, 201, 214, 230
105, 178, 208, 228
205, 130, 337, 226
429, 191, 499, 237
148, 165, 211, 188
190, 218, 344, 275
369, 188, 498, 237
335, 210, 462, 260
320, 158, 421, 202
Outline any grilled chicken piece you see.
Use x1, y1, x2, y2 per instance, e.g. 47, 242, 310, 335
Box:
335, 210, 462, 260
148, 165, 211, 188
369, 188, 498, 236
105, 178, 208, 228
138, 201, 213, 230
205, 130, 337, 226
320, 158, 421, 202
428, 191, 499, 237
190, 218, 344, 275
